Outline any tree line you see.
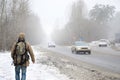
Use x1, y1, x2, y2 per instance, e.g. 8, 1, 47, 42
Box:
52, 0, 119, 45
0, 0, 43, 51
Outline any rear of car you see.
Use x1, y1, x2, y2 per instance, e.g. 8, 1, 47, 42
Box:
98, 39, 110, 47
71, 41, 91, 54
98, 42, 107, 47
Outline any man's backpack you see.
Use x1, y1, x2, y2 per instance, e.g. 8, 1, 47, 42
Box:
13, 41, 29, 66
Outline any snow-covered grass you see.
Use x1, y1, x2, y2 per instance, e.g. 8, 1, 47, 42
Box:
0, 46, 70, 80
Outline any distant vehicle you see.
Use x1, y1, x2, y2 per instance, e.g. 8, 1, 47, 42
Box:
48, 42, 56, 48
98, 39, 110, 47
71, 41, 91, 54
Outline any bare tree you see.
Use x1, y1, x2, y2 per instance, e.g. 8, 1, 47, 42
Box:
89, 4, 115, 24
0, 0, 43, 51
0, 0, 8, 50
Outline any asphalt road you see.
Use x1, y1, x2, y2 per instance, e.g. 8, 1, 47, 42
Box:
39, 44, 120, 74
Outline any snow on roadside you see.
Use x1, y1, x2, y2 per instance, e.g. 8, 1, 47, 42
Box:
0, 47, 71, 80
0, 52, 14, 80
27, 46, 70, 80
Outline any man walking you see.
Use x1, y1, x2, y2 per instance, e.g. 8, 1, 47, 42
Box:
11, 32, 35, 80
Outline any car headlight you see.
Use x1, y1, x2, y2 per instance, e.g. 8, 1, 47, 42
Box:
76, 47, 81, 50
88, 47, 91, 49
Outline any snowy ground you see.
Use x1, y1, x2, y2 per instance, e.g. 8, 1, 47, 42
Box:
0, 47, 70, 80
111, 44, 120, 51
0, 46, 120, 80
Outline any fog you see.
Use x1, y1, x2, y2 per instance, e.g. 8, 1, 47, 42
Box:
30, 0, 120, 30
0, 0, 120, 50
29, 0, 120, 43
30, 0, 75, 35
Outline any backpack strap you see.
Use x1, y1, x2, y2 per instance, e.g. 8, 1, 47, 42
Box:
24, 42, 28, 62
13, 42, 18, 65
24, 42, 27, 54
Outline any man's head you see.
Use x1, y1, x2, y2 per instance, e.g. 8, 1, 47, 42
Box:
18, 32, 25, 42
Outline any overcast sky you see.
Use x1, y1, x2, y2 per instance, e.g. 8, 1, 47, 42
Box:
30, 0, 120, 35
30, 0, 75, 35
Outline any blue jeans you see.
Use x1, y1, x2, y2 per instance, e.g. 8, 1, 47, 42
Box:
15, 65, 27, 80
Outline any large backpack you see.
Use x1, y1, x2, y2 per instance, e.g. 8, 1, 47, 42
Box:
13, 41, 29, 66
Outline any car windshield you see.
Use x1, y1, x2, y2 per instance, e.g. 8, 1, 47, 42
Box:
75, 42, 88, 46
99, 40, 107, 42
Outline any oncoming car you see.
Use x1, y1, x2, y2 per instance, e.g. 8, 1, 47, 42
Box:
48, 42, 56, 48
71, 41, 91, 54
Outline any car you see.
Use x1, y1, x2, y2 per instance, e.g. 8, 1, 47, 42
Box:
48, 42, 56, 48
98, 39, 110, 47
71, 41, 91, 54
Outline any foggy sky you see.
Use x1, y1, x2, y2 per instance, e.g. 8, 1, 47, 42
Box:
30, 0, 120, 35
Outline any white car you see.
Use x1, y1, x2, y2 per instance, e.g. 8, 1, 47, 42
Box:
71, 41, 91, 54
48, 42, 56, 48
98, 39, 110, 47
